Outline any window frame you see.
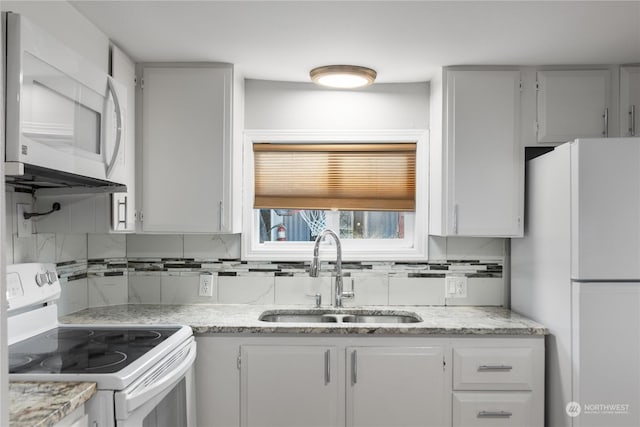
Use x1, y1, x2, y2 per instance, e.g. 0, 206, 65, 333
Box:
242, 130, 429, 261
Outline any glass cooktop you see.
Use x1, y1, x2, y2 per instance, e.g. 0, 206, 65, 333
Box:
9, 326, 180, 374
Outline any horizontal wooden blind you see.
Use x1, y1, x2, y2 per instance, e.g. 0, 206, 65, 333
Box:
253, 143, 416, 211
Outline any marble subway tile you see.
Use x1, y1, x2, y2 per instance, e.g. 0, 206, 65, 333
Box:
35, 233, 56, 262
57, 278, 88, 316
445, 277, 504, 306
88, 274, 128, 307
126, 234, 184, 258
55, 234, 87, 263
218, 276, 275, 304
88, 234, 126, 259
183, 234, 241, 260
389, 276, 446, 306
128, 274, 162, 304
161, 273, 217, 304
274, 276, 332, 306
341, 273, 389, 307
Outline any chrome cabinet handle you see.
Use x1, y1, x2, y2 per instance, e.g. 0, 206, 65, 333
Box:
630, 105, 636, 136
453, 204, 458, 234
602, 107, 609, 137
478, 364, 513, 372
324, 350, 330, 385
117, 196, 127, 226
219, 201, 223, 231
106, 77, 123, 179
351, 350, 358, 385
478, 411, 513, 419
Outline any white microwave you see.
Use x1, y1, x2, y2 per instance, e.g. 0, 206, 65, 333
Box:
4, 12, 127, 192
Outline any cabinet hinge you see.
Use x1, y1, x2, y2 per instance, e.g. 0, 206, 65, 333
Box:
519, 81, 523, 92
237, 354, 242, 370
443, 356, 446, 372
138, 211, 144, 222
140, 77, 144, 90
535, 82, 540, 91
534, 122, 539, 134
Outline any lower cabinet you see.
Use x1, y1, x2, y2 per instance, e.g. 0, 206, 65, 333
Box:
195, 336, 543, 427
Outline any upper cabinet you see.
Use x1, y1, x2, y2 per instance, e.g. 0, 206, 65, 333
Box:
620, 65, 640, 137
535, 69, 612, 143
137, 64, 236, 233
430, 68, 524, 237
108, 44, 136, 232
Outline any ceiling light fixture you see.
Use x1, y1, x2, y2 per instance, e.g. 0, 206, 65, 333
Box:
310, 65, 377, 89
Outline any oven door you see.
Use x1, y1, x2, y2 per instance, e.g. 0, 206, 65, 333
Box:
5, 13, 126, 183
114, 338, 197, 427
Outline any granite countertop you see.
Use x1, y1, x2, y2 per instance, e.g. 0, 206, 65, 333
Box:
60, 304, 547, 335
9, 381, 96, 427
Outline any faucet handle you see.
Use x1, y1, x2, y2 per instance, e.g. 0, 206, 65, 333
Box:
342, 277, 355, 300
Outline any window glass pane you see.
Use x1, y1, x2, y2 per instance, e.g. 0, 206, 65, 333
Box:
257, 209, 407, 243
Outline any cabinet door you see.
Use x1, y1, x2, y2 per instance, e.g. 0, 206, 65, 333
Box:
109, 45, 136, 232
240, 345, 340, 427
537, 69, 611, 143
140, 65, 231, 232
620, 66, 640, 137
445, 70, 523, 236
346, 346, 447, 427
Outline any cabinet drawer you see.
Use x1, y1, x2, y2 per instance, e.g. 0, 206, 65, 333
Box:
453, 347, 533, 390
453, 392, 533, 427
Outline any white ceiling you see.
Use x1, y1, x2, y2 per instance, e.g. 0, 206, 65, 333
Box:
71, 1, 640, 83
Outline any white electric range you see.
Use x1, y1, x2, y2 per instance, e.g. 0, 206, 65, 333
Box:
7, 263, 197, 427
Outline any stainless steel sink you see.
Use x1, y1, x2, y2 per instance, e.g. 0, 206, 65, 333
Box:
258, 310, 422, 324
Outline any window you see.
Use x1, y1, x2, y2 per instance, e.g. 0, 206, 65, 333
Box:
242, 131, 428, 261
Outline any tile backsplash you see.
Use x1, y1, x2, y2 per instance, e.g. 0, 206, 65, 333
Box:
4, 198, 507, 316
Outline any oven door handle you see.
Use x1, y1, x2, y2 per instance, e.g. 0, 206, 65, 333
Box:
115, 339, 196, 417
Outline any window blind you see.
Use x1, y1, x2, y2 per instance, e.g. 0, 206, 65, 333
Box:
253, 143, 416, 211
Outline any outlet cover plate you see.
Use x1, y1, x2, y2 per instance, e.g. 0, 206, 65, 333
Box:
199, 273, 214, 297
16, 204, 33, 238
445, 276, 468, 298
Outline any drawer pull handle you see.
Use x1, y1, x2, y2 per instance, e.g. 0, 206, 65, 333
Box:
478, 364, 513, 371
478, 411, 513, 419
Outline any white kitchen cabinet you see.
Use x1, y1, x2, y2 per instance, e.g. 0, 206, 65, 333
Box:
430, 68, 523, 237
620, 65, 640, 137
195, 335, 543, 427
536, 69, 612, 143
240, 345, 340, 427
451, 339, 544, 427
137, 64, 233, 233
346, 346, 447, 427
107, 44, 136, 232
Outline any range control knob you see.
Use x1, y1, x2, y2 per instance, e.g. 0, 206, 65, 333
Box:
35, 273, 48, 287
46, 271, 58, 284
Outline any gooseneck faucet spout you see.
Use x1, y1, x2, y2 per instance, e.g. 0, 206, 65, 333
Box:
309, 229, 353, 307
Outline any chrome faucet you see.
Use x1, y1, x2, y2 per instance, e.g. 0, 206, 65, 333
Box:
309, 229, 354, 307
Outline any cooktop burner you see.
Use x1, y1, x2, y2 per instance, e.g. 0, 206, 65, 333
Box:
9, 326, 180, 374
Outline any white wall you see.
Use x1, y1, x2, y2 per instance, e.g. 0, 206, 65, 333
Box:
245, 80, 429, 130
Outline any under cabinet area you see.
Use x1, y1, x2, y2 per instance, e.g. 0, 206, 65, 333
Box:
195, 335, 543, 427
137, 64, 234, 233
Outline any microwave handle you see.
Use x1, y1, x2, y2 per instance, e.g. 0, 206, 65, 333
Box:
105, 77, 123, 179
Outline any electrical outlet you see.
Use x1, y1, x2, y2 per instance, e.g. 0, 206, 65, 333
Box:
199, 273, 214, 297
16, 203, 32, 238
445, 276, 468, 298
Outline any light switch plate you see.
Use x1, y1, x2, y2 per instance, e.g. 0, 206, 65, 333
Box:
445, 276, 468, 298
16, 203, 32, 238
199, 273, 214, 297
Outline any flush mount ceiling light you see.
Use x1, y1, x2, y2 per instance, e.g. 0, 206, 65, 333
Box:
310, 65, 377, 89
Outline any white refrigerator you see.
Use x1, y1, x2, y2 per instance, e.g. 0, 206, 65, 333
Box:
512, 137, 640, 427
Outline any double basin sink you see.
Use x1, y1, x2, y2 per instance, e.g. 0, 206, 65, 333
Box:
259, 309, 422, 324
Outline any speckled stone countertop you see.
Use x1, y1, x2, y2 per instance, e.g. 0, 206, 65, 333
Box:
9, 381, 96, 427
60, 304, 547, 335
